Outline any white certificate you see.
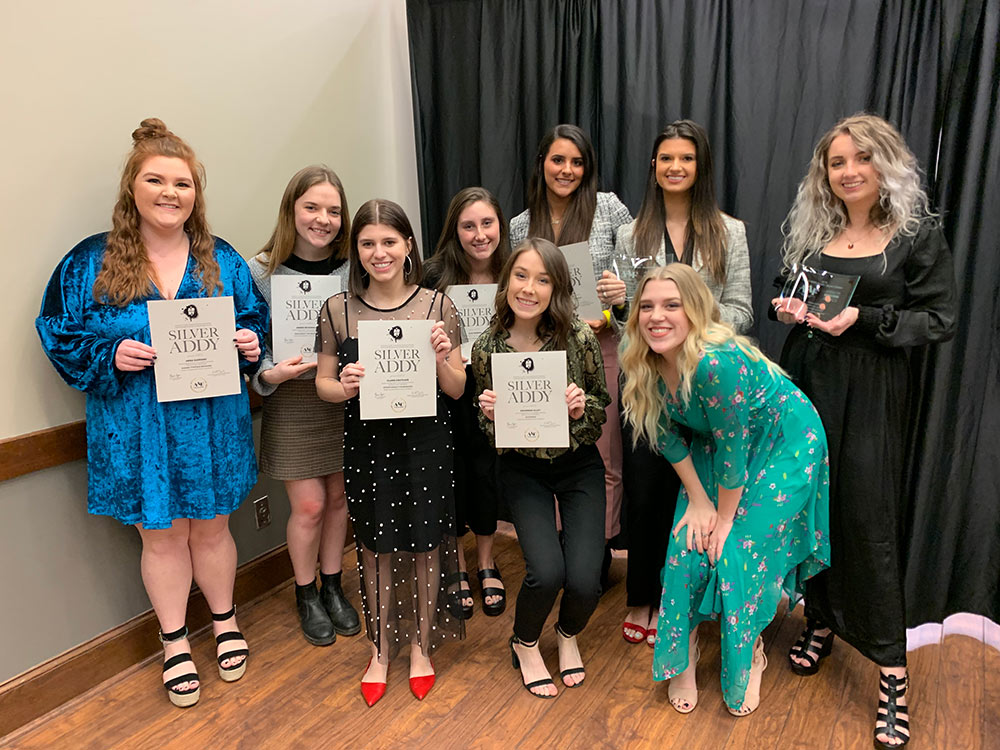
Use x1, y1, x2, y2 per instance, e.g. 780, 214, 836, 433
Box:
357, 319, 437, 420
271, 275, 342, 362
559, 241, 603, 321
491, 350, 569, 449
147, 296, 241, 403
446, 283, 497, 360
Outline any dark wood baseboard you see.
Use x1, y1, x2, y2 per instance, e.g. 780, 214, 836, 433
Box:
1, 392, 262, 484
0, 421, 87, 483
0, 544, 293, 739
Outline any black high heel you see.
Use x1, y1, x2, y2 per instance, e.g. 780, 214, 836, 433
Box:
788, 619, 834, 676
554, 623, 585, 688
211, 606, 248, 682
509, 635, 556, 699
873, 672, 910, 749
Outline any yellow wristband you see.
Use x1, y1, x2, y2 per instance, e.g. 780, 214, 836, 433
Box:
602, 309, 612, 325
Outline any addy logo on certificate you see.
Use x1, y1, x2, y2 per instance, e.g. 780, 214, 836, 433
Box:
147, 296, 241, 403
357, 319, 437, 420
446, 283, 497, 360
271, 275, 342, 362
491, 350, 569, 449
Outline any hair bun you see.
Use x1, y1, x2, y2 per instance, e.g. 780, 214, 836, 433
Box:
132, 118, 170, 144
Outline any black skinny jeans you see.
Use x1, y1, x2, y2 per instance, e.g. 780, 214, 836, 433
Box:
501, 444, 607, 642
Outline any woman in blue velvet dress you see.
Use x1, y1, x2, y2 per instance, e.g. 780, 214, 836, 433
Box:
620, 264, 830, 717
36, 118, 267, 708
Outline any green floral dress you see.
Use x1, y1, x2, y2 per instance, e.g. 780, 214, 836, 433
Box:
651, 342, 830, 710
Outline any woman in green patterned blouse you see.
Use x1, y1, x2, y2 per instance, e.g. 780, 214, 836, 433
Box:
472, 238, 610, 699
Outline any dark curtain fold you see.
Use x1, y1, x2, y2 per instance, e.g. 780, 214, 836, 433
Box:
407, 0, 600, 252
904, 0, 1000, 625
406, 0, 1000, 626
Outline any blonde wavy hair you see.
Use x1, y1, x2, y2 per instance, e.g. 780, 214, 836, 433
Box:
781, 113, 937, 271
620, 264, 782, 448
93, 118, 220, 305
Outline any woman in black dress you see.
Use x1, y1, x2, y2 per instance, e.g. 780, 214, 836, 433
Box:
773, 114, 956, 749
423, 187, 511, 619
316, 199, 466, 705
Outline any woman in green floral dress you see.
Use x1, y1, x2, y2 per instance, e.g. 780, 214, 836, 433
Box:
620, 264, 830, 715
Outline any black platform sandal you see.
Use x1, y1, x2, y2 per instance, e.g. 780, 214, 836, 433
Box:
446, 571, 474, 620
509, 635, 556, 699
211, 606, 249, 682
873, 671, 910, 749
477, 567, 507, 617
788, 620, 834, 676
160, 626, 200, 708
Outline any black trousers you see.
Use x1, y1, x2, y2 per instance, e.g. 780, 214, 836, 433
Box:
500, 444, 606, 641
620, 413, 681, 609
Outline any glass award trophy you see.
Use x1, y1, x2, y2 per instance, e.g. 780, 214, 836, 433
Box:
778, 263, 861, 321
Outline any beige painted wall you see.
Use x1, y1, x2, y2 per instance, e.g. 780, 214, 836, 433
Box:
0, 0, 420, 682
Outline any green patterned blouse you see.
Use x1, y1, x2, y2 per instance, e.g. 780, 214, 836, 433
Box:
471, 318, 610, 459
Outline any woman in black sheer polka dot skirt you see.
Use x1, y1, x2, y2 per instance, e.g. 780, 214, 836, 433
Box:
317, 199, 466, 706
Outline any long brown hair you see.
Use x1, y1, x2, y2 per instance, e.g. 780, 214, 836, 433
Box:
488, 238, 575, 349
347, 199, 422, 297
631, 120, 727, 283
424, 187, 510, 289
525, 124, 598, 245
257, 165, 350, 276
93, 118, 219, 305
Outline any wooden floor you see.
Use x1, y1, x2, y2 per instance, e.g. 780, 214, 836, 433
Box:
3, 529, 996, 750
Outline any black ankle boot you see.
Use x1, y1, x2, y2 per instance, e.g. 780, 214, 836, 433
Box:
296, 580, 336, 646
320, 571, 361, 636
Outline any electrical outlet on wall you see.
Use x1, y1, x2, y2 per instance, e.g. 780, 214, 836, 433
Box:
253, 496, 271, 530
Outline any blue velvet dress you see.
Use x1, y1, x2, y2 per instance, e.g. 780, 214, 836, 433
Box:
36, 233, 268, 529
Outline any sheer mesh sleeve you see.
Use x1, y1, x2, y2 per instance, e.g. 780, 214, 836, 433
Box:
435, 291, 463, 351
315, 292, 348, 357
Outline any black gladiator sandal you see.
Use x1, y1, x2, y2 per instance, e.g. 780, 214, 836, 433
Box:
159, 626, 200, 708
211, 606, 249, 682
873, 671, 910, 749
788, 619, 834, 676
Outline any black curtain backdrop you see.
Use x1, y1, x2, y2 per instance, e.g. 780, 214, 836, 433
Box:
406, 0, 1000, 627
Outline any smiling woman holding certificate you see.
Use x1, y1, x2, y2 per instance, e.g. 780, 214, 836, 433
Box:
473, 239, 609, 699
249, 165, 360, 648
36, 118, 267, 709
315, 199, 466, 706
423, 187, 511, 620
510, 124, 632, 569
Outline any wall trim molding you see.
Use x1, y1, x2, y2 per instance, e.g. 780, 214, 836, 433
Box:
0, 421, 87, 483
0, 392, 263, 484
0, 543, 293, 740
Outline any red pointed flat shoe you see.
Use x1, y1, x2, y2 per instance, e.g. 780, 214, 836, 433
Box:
409, 659, 435, 700
361, 657, 387, 707
623, 620, 648, 644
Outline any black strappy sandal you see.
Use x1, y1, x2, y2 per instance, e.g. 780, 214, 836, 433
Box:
211, 606, 249, 682
509, 635, 556, 699
788, 620, 834, 676
160, 626, 200, 708
446, 571, 474, 620
873, 671, 910, 749
477, 567, 507, 617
